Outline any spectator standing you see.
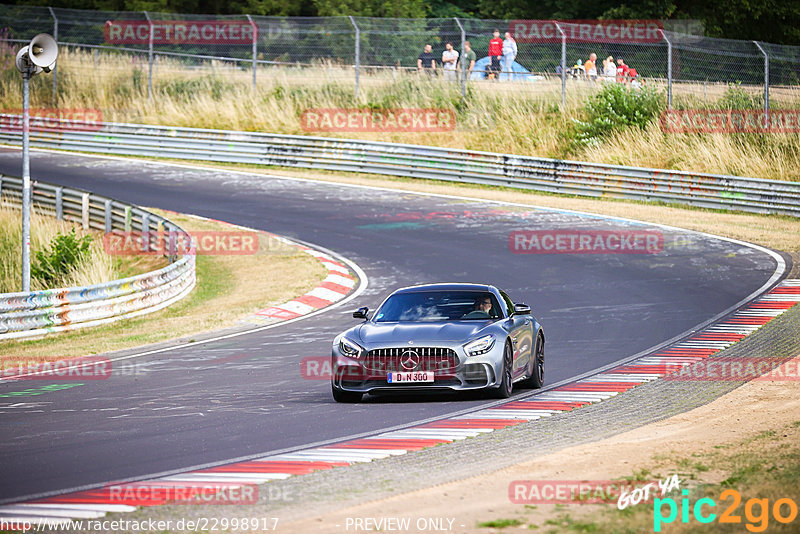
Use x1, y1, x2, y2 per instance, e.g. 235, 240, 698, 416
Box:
627, 67, 642, 88
502, 31, 518, 81
602, 55, 617, 82
488, 29, 503, 79
417, 44, 436, 74
442, 42, 459, 81
616, 58, 629, 83
463, 41, 477, 80
584, 53, 597, 81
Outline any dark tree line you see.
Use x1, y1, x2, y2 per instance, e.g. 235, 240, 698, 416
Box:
7, 0, 799, 44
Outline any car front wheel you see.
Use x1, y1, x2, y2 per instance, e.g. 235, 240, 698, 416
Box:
332, 383, 363, 403
521, 333, 544, 389
493, 342, 514, 398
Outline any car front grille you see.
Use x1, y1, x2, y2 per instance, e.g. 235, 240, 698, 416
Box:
364, 347, 458, 373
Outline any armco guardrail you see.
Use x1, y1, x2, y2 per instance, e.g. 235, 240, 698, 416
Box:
1, 116, 799, 217
0, 174, 196, 341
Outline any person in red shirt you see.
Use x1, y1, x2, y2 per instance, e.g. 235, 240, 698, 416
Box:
488, 29, 503, 79
616, 58, 630, 83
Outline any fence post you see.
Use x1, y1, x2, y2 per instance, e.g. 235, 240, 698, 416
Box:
662, 29, 672, 109
348, 16, 360, 100
554, 21, 566, 108
48, 7, 58, 105
246, 14, 257, 90
55, 187, 63, 220
753, 41, 769, 113
81, 192, 90, 230
141, 212, 150, 252
104, 199, 112, 233
454, 17, 466, 98
144, 11, 154, 100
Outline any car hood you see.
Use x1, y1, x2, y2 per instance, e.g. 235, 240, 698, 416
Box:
355, 321, 493, 345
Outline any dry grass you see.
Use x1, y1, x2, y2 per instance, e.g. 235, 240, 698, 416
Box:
3, 47, 799, 181
582, 120, 800, 180
0, 204, 129, 293
0, 208, 328, 361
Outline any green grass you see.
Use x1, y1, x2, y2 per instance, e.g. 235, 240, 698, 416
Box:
477, 518, 524, 529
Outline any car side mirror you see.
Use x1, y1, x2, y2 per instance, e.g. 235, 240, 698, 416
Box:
353, 307, 369, 319
513, 303, 531, 315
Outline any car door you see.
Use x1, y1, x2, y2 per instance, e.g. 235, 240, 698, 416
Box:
500, 290, 532, 378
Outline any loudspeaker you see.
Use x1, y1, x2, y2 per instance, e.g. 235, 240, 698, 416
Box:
29, 34, 58, 69
15, 33, 58, 74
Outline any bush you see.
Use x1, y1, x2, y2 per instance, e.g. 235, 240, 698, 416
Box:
718, 83, 764, 110
574, 83, 665, 145
31, 228, 92, 288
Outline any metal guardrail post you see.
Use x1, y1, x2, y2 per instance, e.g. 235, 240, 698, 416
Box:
104, 199, 112, 233
144, 11, 154, 100
454, 17, 466, 98
348, 16, 360, 100
662, 30, 673, 109
141, 212, 150, 252
124, 205, 131, 231
48, 7, 58, 105
246, 15, 257, 90
554, 21, 566, 108
55, 186, 63, 220
81, 192, 90, 229
753, 41, 769, 113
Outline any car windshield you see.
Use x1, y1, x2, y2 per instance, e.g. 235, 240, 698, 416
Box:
373, 290, 502, 322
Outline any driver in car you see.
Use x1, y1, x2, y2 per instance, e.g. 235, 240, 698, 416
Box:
463, 296, 493, 319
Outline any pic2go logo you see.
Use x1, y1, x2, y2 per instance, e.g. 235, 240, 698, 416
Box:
654, 489, 798, 532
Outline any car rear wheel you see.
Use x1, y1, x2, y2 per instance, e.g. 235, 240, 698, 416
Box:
332, 383, 363, 403
493, 342, 514, 398
521, 333, 544, 389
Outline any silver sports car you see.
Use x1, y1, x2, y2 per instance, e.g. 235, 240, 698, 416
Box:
331, 283, 545, 402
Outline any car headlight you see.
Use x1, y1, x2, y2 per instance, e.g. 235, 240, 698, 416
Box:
339, 337, 364, 359
464, 334, 495, 357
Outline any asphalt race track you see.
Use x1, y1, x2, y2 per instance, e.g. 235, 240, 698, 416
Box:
0, 148, 784, 503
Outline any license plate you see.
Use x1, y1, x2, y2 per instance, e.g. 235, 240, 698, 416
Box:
387, 371, 434, 383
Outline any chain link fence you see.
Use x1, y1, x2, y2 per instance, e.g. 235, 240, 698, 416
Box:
1, 5, 798, 109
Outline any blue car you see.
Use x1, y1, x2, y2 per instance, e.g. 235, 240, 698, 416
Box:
331, 283, 545, 402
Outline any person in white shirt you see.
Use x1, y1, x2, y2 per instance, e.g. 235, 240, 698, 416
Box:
502, 32, 518, 81
603, 55, 617, 82
441, 42, 459, 81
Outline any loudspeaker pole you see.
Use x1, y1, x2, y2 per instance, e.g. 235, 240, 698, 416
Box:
22, 68, 31, 291
15, 34, 58, 291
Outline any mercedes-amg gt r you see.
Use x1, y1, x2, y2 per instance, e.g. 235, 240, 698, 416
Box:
331, 283, 545, 402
